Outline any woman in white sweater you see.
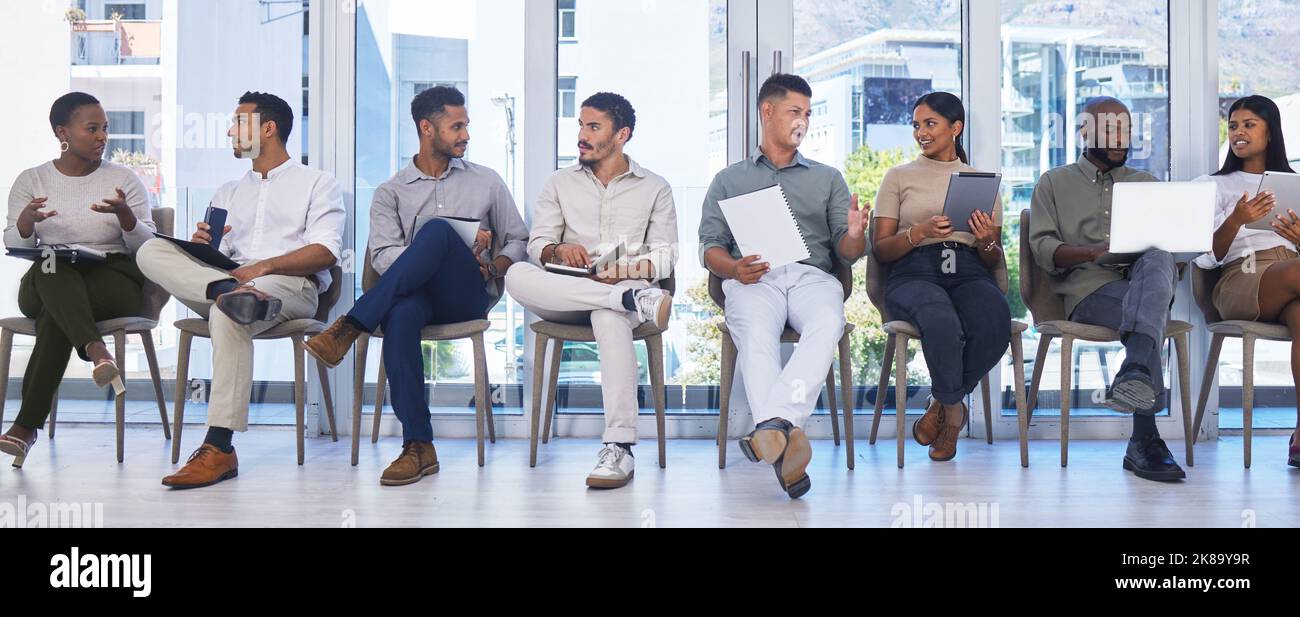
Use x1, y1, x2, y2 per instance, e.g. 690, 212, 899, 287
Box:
1193, 95, 1300, 468
0, 92, 155, 467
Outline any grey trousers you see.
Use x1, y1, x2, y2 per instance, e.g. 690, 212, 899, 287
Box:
1070, 250, 1177, 411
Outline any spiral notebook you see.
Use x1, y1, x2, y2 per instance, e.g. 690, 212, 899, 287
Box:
718, 184, 811, 270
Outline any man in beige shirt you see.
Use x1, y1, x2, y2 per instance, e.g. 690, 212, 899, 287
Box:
506, 92, 677, 490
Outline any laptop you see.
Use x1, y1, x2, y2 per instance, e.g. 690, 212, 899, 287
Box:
1093, 182, 1215, 266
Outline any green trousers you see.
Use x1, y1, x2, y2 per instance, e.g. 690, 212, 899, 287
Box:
14, 255, 145, 431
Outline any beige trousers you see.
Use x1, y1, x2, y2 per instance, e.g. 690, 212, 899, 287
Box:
136, 238, 318, 431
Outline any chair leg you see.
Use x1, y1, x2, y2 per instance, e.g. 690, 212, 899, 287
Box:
529, 333, 549, 468
870, 334, 895, 445
1027, 335, 1054, 422
315, 356, 338, 443
479, 336, 496, 445
718, 331, 737, 469
0, 328, 11, 429
1173, 332, 1194, 467
140, 332, 171, 440
48, 393, 58, 439
351, 333, 369, 466
1193, 333, 1225, 446
825, 367, 840, 446
1059, 336, 1074, 468
172, 331, 193, 464
472, 332, 488, 468
839, 333, 855, 470
1010, 332, 1028, 468
1097, 348, 1112, 389
981, 374, 993, 444
1243, 334, 1255, 469
543, 337, 563, 444
372, 351, 386, 444
648, 334, 667, 469
114, 331, 126, 463
293, 338, 306, 466
895, 335, 909, 469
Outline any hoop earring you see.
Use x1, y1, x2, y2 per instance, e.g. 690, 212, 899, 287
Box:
60, 141, 70, 153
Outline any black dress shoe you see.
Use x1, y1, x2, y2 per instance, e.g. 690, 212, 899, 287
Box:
739, 418, 812, 499
1106, 365, 1158, 415
1123, 435, 1186, 482
216, 288, 283, 326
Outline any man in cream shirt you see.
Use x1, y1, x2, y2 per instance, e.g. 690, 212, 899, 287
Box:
506, 92, 677, 490
136, 92, 345, 489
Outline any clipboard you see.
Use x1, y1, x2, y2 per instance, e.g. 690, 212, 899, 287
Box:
152, 234, 240, 271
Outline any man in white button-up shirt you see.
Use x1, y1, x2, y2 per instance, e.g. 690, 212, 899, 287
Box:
136, 92, 345, 489
506, 93, 678, 490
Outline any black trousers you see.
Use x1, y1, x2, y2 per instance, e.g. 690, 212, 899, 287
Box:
884, 244, 1011, 405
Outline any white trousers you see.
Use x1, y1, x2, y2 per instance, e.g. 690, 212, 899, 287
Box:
722, 263, 845, 429
505, 262, 652, 444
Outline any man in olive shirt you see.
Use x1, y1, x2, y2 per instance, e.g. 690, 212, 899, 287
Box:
699, 74, 870, 499
1028, 96, 1185, 482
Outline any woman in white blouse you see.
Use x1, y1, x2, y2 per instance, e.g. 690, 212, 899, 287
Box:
1194, 95, 1300, 467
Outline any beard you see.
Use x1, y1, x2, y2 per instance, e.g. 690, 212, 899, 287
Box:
1087, 147, 1129, 170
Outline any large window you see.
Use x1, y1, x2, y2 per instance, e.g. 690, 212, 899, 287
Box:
1214, 0, 1300, 430
998, 0, 1172, 418
1, 0, 312, 426
793, 0, 963, 402
355, 0, 528, 417
549, 0, 726, 415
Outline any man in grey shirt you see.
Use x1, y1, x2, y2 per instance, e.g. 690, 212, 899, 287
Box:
699, 74, 870, 499
1028, 96, 1185, 482
306, 87, 528, 487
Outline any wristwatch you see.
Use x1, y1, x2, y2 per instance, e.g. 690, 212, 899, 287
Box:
486, 260, 501, 279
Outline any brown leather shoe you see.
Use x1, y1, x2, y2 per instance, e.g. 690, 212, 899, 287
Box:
912, 396, 944, 446
162, 444, 238, 489
929, 402, 969, 462
380, 441, 440, 486
305, 317, 362, 369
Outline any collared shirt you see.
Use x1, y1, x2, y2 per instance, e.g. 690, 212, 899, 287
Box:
1028, 155, 1158, 316
1192, 171, 1293, 269
698, 148, 856, 274
368, 157, 528, 302
214, 158, 346, 290
527, 156, 678, 282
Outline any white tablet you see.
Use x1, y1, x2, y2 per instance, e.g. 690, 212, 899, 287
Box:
1246, 171, 1300, 231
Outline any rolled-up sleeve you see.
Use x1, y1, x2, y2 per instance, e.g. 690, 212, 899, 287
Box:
368, 185, 405, 275
642, 179, 679, 282
527, 176, 566, 265
5, 170, 38, 250
120, 172, 157, 254
490, 178, 529, 265
1028, 173, 1066, 275
303, 173, 346, 262
697, 174, 734, 267
827, 171, 858, 265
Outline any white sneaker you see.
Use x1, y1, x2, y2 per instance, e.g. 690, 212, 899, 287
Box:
586, 444, 635, 489
633, 288, 673, 330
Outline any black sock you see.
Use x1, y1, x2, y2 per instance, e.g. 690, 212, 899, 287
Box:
1121, 333, 1157, 371
621, 290, 637, 312
344, 315, 367, 332
1131, 414, 1159, 441
205, 427, 234, 453
205, 279, 239, 301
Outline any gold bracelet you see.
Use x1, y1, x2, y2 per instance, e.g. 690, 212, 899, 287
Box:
905, 227, 921, 248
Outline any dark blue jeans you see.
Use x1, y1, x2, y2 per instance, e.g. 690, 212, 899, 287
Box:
885, 244, 1011, 405
349, 219, 491, 443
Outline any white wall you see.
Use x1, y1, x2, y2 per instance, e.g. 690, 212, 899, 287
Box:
0, 3, 73, 319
